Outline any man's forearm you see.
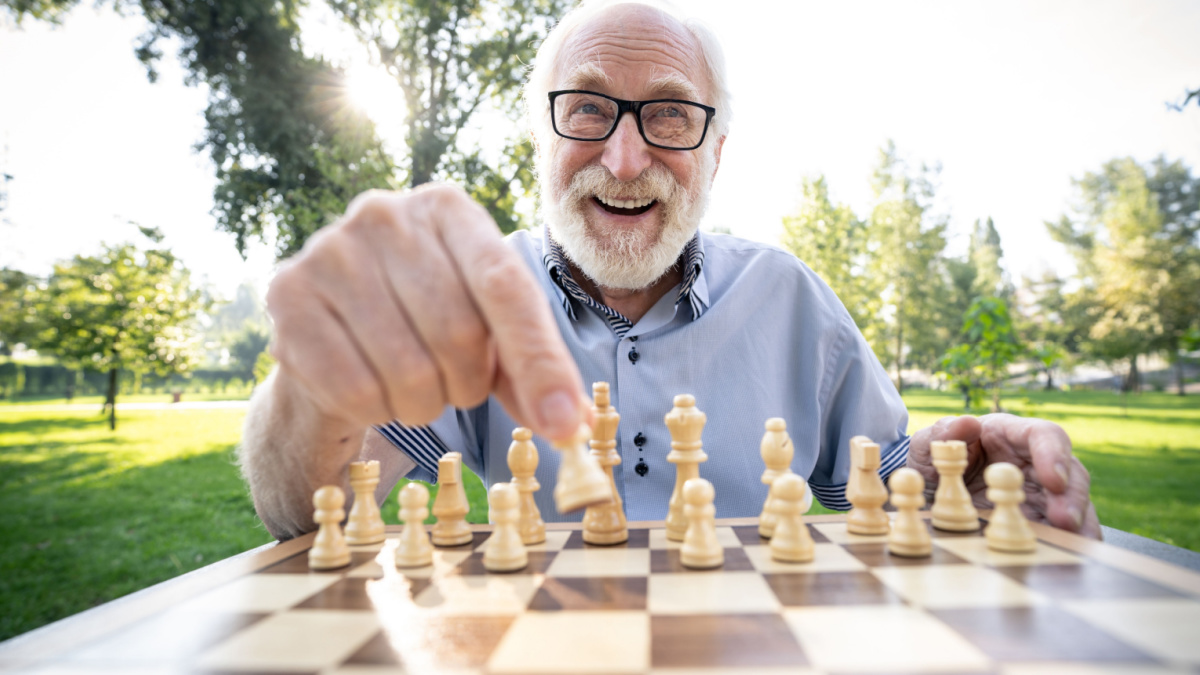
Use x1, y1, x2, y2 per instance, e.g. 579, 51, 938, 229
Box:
239, 368, 368, 540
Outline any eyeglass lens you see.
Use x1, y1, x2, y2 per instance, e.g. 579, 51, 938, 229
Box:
553, 92, 707, 149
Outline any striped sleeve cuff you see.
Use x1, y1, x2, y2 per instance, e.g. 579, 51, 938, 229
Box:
808, 435, 911, 512
375, 421, 452, 481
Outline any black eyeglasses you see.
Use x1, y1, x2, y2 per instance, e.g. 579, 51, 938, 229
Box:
548, 90, 716, 151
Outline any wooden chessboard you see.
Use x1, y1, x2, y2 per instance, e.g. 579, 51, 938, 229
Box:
3, 514, 1200, 674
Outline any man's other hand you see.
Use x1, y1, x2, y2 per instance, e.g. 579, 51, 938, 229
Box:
266, 184, 588, 441
907, 414, 1101, 539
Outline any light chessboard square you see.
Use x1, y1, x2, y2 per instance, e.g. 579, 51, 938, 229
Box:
487, 610, 650, 674
742, 543, 867, 574
871, 564, 1049, 609
783, 605, 991, 672
935, 535, 1084, 566
649, 526, 741, 550
474, 529, 572, 553
1061, 598, 1200, 665
810, 521, 892, 545
648, 571, 781, 614
175, 573, 342, 613
545, 547, 651, 577
198, 609, 379, 672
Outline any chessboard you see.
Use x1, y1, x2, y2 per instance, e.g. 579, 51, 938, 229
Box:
2, 514, 1199, 675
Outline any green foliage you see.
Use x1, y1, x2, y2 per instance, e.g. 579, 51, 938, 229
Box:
327, 0, 567, 233
0, 268, 40, 352
229, 326, 270, 380
27, 239, 209, 427
252, 349, 275, 385
781, 176, 874, 327
939, 297, 1023, 412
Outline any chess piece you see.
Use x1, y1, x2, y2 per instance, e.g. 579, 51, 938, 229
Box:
680, 477, 723, 569
887, 467, 932, 557
984, 462, 1037, 553
308, 486, 351, 570
395, 482, 434, 568
431, 452, 473, 546
758, 418, 794, 539
484, 482, 528, 572
584, 382, 628, 545
665, 394, 708, 541
930, 440, 981, 532
344, 460, 386, 545
846, 437, 890, 535
551, 423, 612, 513
770, 473, 815, 563
507, 427, 545, 545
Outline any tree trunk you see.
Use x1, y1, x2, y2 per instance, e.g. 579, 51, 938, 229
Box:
106, 367, 118, 431
1177, 356, 1186, 396
1044, 367, 1054, 391
64, 369, 75, 402
1124, 355, 1140, 393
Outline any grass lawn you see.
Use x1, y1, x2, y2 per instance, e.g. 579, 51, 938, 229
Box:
2, 388, 1197, 642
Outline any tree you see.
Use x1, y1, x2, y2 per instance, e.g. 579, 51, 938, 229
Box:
864, 141, 950, 390
781, 176, 875, 327
0, 268, 39, 353
229, 325, 270, 382
1048, 157, 1200, 394
326, 0, 567, 232
30, 234, 209, 429
939, 297, 1023, 412
968, 217, 1011, 301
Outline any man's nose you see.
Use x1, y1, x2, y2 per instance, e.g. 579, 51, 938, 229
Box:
600, 113, 652, 183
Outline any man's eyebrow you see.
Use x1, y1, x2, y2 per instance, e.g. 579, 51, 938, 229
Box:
563, 62, 614, 92
561, 64, 703, 102
645, 73, 702, 102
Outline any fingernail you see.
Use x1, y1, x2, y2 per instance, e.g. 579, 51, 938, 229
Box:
1055, 462, 1069, 487
538, 390, 577, 437
1068, 505, 1083, 530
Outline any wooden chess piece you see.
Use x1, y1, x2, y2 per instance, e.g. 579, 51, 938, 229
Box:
930, 440, 981, 532
770, 473, 815, 563
584, 382, 628, 545
758, 418, 795, 539
395, 482, 434, 568
484, 482, 528, 572
507, 427, 545, 545
984, 462, 1037, 553
665, 394, 708, 541
431, 452, 473, 546
344, 460, 385, 545
308, 486, 351, 570
846, 437, 890, 535
551, 423, 612, 513
680, 477, 723, 569
887, 467, 932, 557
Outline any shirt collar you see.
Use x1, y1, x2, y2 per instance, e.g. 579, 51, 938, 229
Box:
541, 229, 710, 337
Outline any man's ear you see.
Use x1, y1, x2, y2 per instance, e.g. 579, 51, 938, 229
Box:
710, 135, 726, 185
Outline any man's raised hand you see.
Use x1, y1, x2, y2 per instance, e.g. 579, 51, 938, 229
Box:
907, 414, 1101, 539
265, 184, 588, 441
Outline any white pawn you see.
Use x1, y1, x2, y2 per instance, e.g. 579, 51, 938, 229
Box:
395, 483, 434, 568
484, 483, 528, 572
887, 468, 932, 557
551, 424, 612, 514
345, 460, 386, 546
680, 477, 723, 569
758, 418, 795, 539
508, 428, 546, 545
770, 474, 815, 563
309, 486, 351, 570
984, 463, 1037, 553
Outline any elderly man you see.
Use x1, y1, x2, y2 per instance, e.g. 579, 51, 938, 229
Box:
240, 0, 1100, 542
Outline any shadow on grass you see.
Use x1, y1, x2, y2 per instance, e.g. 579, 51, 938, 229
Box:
0, 441, 272, 642
0, 414, 112, 435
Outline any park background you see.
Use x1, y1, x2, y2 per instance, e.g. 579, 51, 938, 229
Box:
2, 0, 1199, 643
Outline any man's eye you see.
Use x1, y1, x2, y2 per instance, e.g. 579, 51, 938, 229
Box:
577, 103, 602, 115
653, 106, 684, 118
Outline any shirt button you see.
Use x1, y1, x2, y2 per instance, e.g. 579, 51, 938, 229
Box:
628, 347, 640, 364
634, 432, 646, 447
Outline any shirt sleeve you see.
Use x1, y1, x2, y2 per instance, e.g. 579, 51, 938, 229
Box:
808, 311, 910, 511
374, 403, 489, 484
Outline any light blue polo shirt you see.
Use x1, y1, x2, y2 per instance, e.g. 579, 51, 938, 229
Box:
378, 228, 909, 521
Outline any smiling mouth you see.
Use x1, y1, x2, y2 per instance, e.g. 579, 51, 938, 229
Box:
594, 195, 656, 216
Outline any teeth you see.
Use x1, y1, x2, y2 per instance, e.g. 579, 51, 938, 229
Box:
598, 196, 654, 209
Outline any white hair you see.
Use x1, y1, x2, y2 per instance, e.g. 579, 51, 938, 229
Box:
523, 0, 733, 150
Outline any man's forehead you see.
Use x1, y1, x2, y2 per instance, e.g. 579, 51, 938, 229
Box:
556, 4, 708, 101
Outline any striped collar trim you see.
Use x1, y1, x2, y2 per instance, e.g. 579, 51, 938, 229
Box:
542, 233, 708, 338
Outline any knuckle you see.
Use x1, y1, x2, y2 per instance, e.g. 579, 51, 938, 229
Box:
474, 248, 530, 304
395, 357, 443, 399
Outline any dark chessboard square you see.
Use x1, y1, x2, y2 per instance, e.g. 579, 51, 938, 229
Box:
932, 606, 1156, 663
843, 541, 968, 567
651, 547, 754, 573
258, 550, 377, 574
651, 613, 807, 668
457, 549, 557, 575
994, 563, 1184, 600
562, 527, 651, 549
433, 530, 492, 550
344, 630, 402, 665
528, 576, 648, 610
294, 577, 375, 610
764, 571, 905, 607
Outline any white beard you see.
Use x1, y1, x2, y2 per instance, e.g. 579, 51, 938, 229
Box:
539, 149, 715, 291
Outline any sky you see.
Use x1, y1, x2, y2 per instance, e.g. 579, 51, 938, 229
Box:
1, 0, 1199, 301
